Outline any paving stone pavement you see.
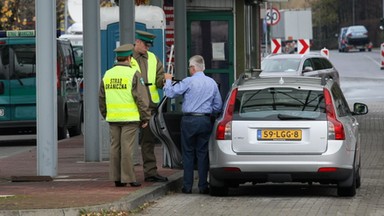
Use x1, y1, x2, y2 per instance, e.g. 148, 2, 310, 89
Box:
0, 135, 183, 216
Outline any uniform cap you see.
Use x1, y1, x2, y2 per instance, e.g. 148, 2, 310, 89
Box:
114, 43, 134, 57
136, 30, 156, 46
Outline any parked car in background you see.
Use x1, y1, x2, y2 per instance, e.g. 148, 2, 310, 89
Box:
208, 75, 367, 197
59, 33, 84, 116
0, 30, 83, 140
260, 53, 340, 85
342, 25, 372, 52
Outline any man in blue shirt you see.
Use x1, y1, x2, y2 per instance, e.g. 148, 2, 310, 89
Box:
163, 55, 222, 194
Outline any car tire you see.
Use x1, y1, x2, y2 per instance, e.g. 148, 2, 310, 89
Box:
209, 172, 229, 196
68, 105, 82, 137
58, 126, 68, 140
337, 169, 356, 197
356, 158, 361, 189
68, 120, 82, 137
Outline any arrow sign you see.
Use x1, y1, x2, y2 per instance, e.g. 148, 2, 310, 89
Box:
298, 39, 310, 54
271, 38, 281, 54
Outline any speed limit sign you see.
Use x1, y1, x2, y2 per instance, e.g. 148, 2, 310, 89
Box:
265, 8, 280, 25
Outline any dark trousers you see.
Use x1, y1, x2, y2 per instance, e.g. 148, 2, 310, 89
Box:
180, 115, 212, 191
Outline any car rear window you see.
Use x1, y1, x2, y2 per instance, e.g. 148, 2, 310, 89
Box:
0, 45, 36, 80
233, 87, 326, 120
349, 26, 367, 33
261, 58, 301, 72
13, 45, 36, 79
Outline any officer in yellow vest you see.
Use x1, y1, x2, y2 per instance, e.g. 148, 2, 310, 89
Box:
132, 30, 168, 182
99, 43, 151, 187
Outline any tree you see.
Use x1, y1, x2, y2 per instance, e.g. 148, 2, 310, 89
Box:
310, 0, 339, 48
0, 0, 119, 31
0, 0, 35, 30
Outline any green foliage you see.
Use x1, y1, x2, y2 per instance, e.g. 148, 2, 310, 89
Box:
0, 0, 35, 30
311, 0, 338, 27
0, 0, 116, 31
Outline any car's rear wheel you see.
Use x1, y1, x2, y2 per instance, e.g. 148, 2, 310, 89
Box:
337, 169, 356, 197
209, 172, 229, 196
356, 158, 361, 189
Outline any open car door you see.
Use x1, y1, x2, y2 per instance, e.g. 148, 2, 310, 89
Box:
150, 93, 183, 169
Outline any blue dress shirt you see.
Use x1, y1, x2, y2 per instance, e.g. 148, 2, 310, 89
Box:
163, 72, 222, 114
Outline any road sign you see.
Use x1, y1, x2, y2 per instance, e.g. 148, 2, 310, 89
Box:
298, 39, 310, 54
265, 8, 280, 26
271, 38, 281, 54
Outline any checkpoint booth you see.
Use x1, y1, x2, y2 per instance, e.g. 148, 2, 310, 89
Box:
99, 5, 166, 160
100, 5, 166, 76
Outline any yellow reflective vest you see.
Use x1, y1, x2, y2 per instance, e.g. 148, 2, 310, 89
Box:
103, 65, 140, 122
131, 51, 160, 103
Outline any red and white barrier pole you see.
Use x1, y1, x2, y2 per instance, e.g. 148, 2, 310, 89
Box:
320, 47, 329, 59
381, 43, 384, 70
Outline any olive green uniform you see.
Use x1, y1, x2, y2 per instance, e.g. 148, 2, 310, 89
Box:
99, 61, 151, 184
133, 50, 165, 178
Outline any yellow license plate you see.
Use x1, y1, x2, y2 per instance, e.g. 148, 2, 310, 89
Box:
257, 129, 302, 141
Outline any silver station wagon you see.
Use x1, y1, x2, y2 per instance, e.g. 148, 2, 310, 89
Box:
260, 53, 340, 85
208, 74, 367, 197
150, 74, 368, 197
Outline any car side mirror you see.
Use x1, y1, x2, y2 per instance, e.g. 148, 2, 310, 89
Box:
353, 102, 368, 115
302, 66, 313, 72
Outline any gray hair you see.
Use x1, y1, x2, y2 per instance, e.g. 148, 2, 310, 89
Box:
189, 55, 205, 71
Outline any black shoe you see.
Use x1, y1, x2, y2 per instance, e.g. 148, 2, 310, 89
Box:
181, 188, 192, 194
145, 174, 168, 182
199, 188, 210, 194
115, 181, 127, 187
129, 182, 142, 187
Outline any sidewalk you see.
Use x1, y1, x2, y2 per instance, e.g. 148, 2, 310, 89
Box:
0, 135, 182, 216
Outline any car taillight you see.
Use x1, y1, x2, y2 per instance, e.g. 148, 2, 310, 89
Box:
216, 88, 237, 140
323, 88, 345, 140
318, 167, 337, 172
